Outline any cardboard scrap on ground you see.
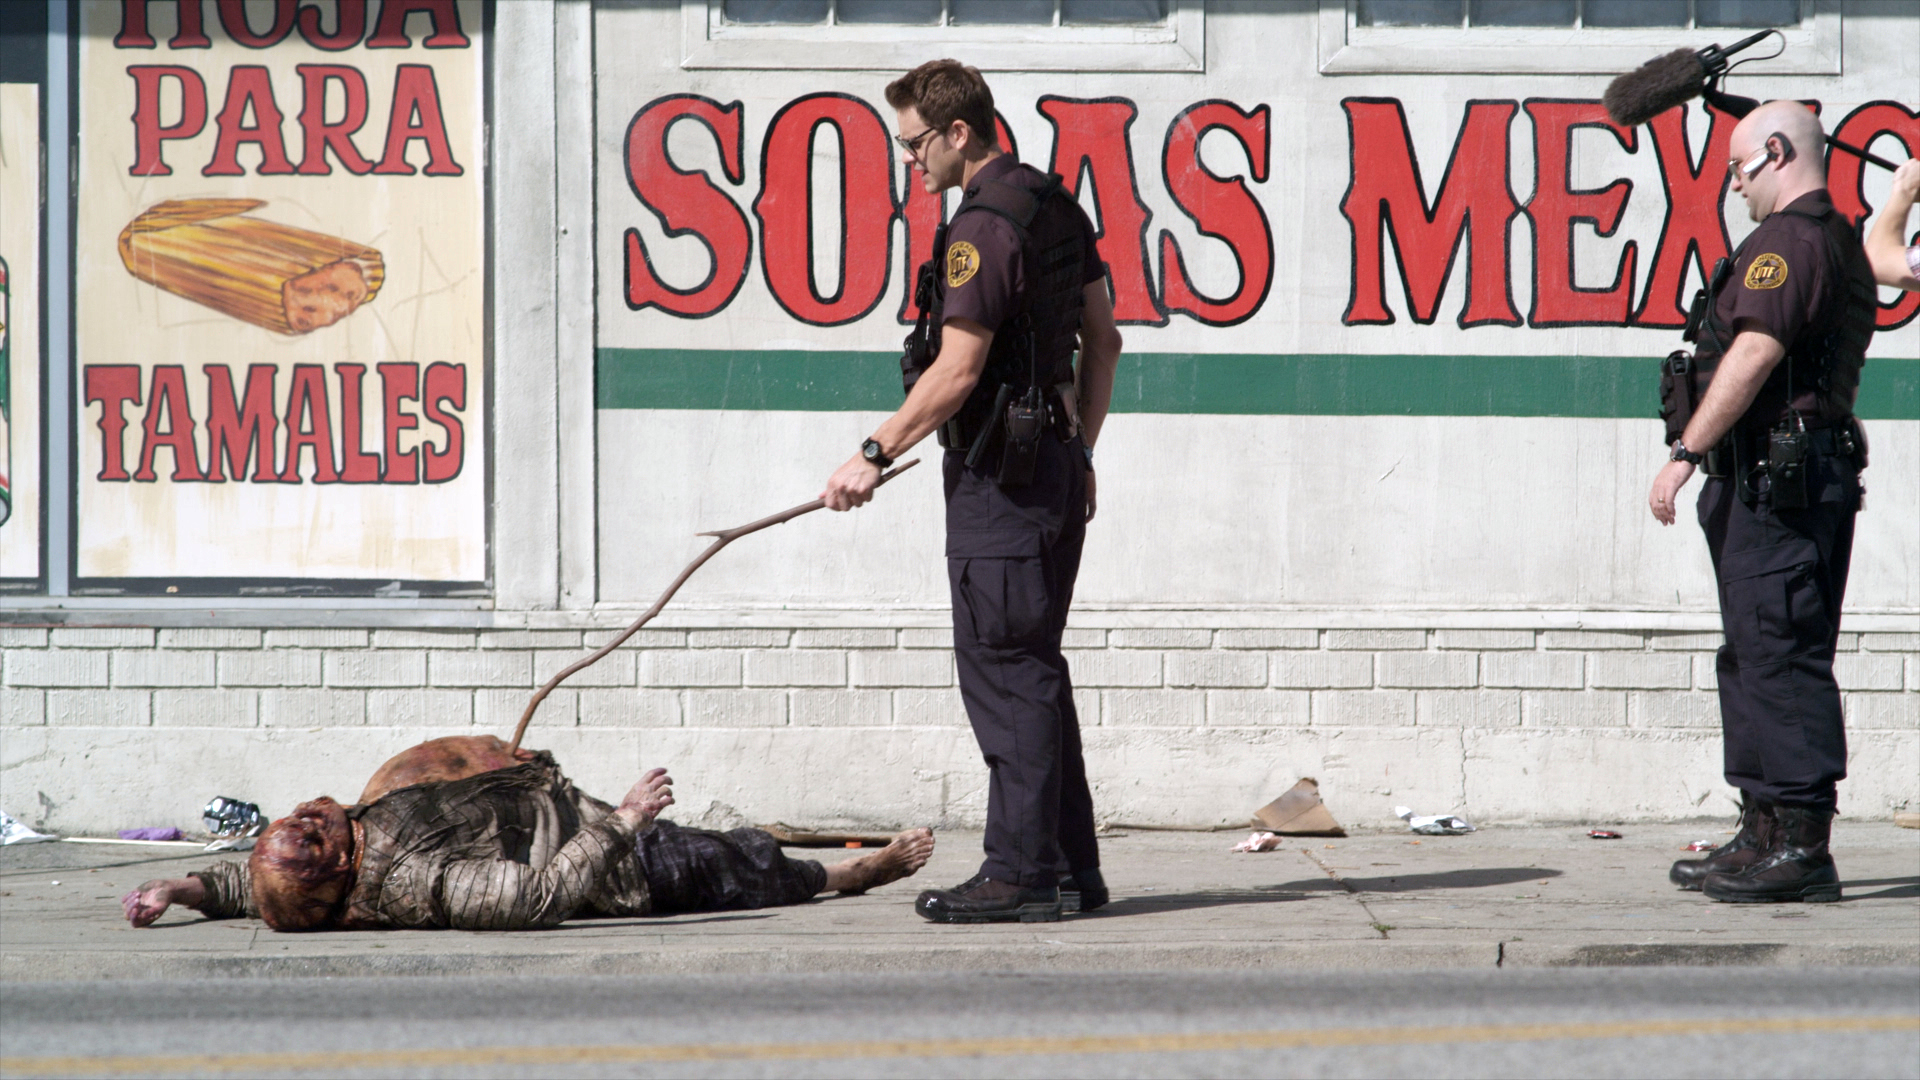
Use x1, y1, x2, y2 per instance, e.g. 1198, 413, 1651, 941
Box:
1249, 778, 1347, 837
758, 823, 895, 848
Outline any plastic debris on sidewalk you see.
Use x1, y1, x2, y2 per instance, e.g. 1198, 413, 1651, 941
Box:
1248, 778, 1346, 837
202, 796, 267, 839
1231, 831, 1287, 853
118, 827, 184, 841
1588, 829, 1624, 839
1895, 813, 1920, 830
204, 835, 257, 853
1, 810, 55, 845
1394, 806, 1475, 835
1684, 839, 1717, 851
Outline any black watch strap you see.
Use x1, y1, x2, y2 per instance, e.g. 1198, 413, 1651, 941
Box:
861, 438, 894, 469
1671, 440, 1705, 465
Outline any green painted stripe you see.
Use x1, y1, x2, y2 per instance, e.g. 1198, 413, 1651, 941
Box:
596, 348, 1920, 420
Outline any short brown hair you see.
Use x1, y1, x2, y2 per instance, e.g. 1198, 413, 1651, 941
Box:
885, 59, 997, 149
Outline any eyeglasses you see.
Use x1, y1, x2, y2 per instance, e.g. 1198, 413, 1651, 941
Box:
1729, 146, 1774, 180
895, 127, 939, 156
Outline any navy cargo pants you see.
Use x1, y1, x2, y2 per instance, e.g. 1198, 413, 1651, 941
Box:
944, 432, 1098, 889
1697, 450, 1858, 812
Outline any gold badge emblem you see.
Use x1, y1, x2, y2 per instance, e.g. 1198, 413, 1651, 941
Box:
946, 241, 980, 288
1744, 253, 1788, 290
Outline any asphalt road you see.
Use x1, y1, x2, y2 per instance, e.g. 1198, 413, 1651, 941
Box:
2, 968, 1916, 1078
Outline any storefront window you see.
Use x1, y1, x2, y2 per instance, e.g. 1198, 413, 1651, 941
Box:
1354, 0, 1801, 28
721, 0, 1169, 26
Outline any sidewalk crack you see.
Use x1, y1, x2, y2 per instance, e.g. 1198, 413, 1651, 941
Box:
1304, 849, 1390, 939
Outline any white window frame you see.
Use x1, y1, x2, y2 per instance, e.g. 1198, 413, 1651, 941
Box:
679, 0, 1204, 71
1316, 0, 1839, 75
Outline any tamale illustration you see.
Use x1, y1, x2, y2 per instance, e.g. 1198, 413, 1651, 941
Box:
117, 199, 384, 335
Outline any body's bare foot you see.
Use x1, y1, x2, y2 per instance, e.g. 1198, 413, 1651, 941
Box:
821, 828, 935, 895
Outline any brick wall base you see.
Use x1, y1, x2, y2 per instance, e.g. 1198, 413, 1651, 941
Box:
4, 625, 1914, 834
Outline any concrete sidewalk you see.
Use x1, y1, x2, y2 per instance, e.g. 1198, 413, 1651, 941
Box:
3, 822, 1915, 980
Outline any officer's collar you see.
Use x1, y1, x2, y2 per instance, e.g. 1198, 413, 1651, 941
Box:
963, 153, 1022, 194
1774, 188, 1834, 218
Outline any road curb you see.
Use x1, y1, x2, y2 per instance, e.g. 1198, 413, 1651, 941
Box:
6, 940, 1915, 981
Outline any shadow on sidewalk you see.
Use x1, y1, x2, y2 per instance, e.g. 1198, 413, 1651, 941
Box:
1842, 876, 1919, 900
1293, 867, 1564, 894
1097, 886, 1318, 916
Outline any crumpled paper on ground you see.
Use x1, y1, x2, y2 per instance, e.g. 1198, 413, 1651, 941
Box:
1394, 806, 1476, 835
1231, 831, 1288, 853
1, 810, 55, 845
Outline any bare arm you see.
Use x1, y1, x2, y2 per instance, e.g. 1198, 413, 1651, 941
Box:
1647, 325, 1786, 525
1075, 280, 1122, 451
1865, 159, 1920, 291
122, 876, 209, 927
821, 319, 992, 511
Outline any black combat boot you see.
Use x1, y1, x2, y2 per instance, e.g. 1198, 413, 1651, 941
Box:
1060, 868, 1108, 913
1669, 791, 1774, 890
1702, 805, 1842, 903
915, 875, 1062, 923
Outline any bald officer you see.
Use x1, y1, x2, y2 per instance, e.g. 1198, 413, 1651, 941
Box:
821, 59, 1122, 924
1653, 101, 1875, 904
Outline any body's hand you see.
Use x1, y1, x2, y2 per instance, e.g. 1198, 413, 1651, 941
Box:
1648, 459, 1696, 525
1085, 469, 1097, 523
822, 457, 882, 512
613, 767, 674, 829
122, 877, 205, 928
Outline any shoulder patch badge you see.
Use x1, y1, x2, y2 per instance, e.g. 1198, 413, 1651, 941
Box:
1744, 252, 1788, 290
946, 241, 980, 288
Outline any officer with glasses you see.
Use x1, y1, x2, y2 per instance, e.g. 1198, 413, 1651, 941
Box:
1651, 101, 1875, 905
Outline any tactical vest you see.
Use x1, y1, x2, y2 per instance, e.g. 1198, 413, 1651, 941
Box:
901, 165, 1088, 441
1689, 201, 1876, 429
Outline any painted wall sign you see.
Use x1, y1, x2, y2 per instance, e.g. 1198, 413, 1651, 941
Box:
0, 82, 41, 584
74, 0, 486, 592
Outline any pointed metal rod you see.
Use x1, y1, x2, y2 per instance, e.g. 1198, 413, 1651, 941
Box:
507, 459, 921, 752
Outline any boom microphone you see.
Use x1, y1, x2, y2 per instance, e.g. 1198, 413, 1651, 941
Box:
1603, 30, 1897, 171
1602, 29, 1774, 128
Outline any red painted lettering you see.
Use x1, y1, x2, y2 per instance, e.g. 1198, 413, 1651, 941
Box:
1158, 101, 1273, 327
217, 0, 297, 48
1633, 103, 1737, 327
420, 362, 465, 483
753, 93, 894, 326
84, 366, 144, 483
1040, 96, 1162, 325
128, 66, 207, 177
623, 95, 752, 318
335, 363, 383, 482
115, 0, 211, 49
378, 362, 420, 483
280, 364, 339, 483
1341, 98, 1521, 327
295, 64, 374, 175
366, 0, 470, 48
1524, 100, 1638, 327
204, 363, 279, 483
204, 65, 295, 177
297, 0, 367, 50
372, 64, 463, 176
134, 365, 204, 482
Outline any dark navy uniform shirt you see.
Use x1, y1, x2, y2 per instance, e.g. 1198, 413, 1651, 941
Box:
1714, 189, 1845, 427
939, 155, 1104, 338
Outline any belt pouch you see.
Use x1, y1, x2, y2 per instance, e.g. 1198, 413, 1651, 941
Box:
996, 386, 1044, 487
1768, 427, 1810, 510
1704, 434, 1733, 478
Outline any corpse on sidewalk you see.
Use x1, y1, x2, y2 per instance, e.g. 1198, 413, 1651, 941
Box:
120, 737, 935, 931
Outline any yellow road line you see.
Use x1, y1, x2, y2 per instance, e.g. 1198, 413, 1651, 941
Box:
5, 1015, 1915, 1076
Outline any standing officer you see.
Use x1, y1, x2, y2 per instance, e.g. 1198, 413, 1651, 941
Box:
1652, 101, 1875, 904
821, 59, 1122, 923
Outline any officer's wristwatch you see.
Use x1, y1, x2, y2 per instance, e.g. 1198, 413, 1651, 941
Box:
1082, 444, 1095, 471
861, 438, 894, 470
1670, 440, 1705, 466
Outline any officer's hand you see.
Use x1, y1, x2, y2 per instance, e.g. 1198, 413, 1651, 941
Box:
1084, 470, 1097, 523
822, 454, 881, 511
1648, 460, 1695, 526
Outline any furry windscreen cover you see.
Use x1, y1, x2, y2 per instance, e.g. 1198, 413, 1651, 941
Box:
1603, 48, 1709, 128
